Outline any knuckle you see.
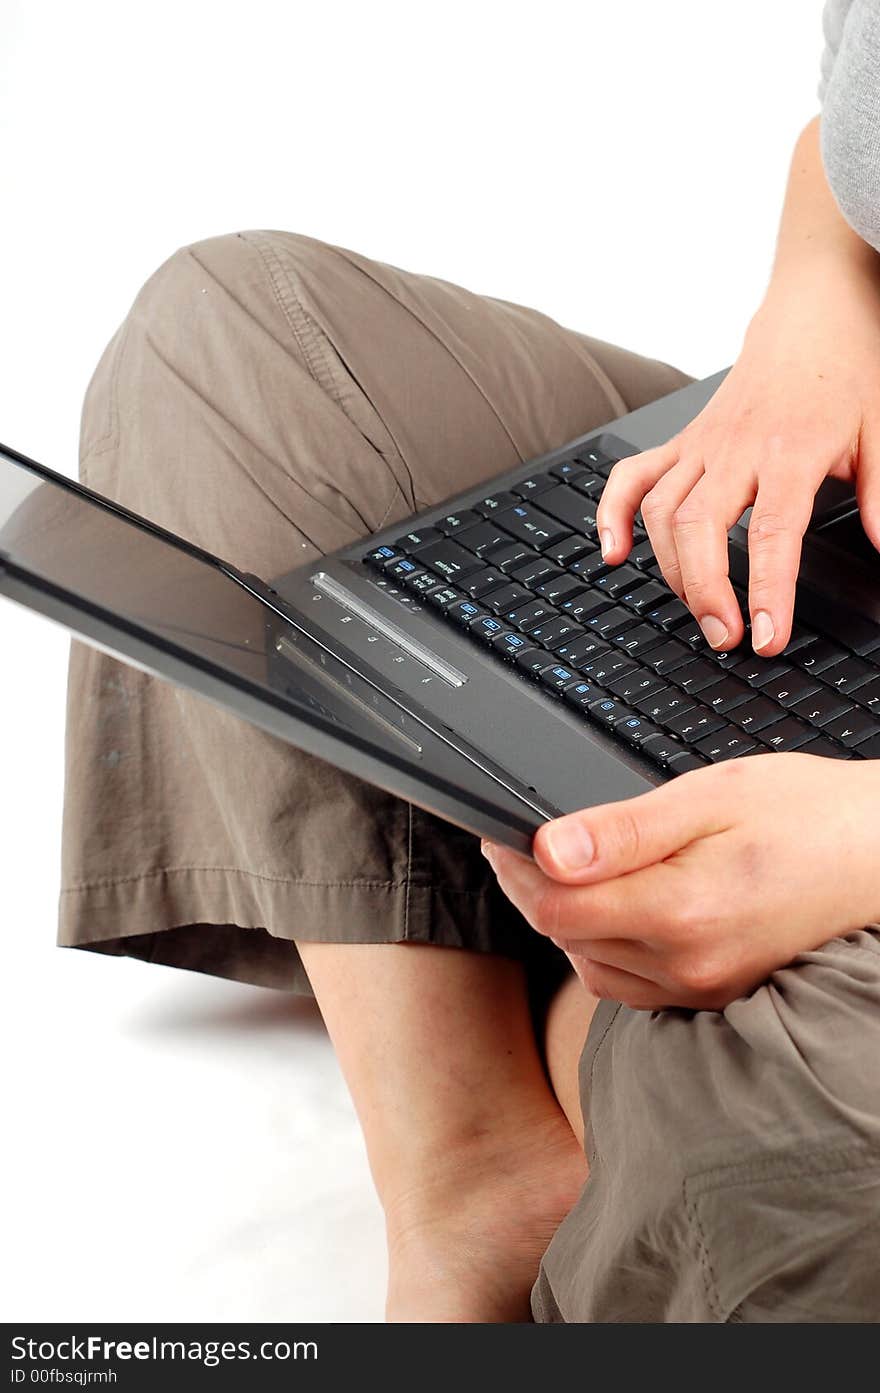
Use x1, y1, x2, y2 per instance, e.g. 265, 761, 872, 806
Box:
641, 492, 668, 527
672, 499, 705, 532
530, 885, 562, 939
673, 952, 727, 996
749, 509, 791, 544
605, 806, 643, 865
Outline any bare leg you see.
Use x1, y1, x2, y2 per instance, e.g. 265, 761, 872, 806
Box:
298, 940, 588, 1323
543, 970, 600, 1145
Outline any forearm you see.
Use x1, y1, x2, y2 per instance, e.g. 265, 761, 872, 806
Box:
762, 116, 880, 308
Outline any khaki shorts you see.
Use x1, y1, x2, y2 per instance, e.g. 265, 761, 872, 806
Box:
60, 231, 880, 1321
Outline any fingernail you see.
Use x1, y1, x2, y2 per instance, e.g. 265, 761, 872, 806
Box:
699, 614, 729, 650
752, 611, 775, 652
543, 818, 595, 873
600, 529, 615, 559
481, 841, 497, 870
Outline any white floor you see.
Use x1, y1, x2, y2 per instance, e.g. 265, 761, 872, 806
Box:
1, 0, 823, 1324
2, 604, 386, 1322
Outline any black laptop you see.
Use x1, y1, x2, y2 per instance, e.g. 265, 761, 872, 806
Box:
2, 370, 879, 854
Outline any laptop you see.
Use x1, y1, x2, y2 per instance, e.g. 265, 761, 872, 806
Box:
2, 369, 879, 855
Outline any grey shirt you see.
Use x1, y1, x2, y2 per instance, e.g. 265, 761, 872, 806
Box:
820, 0, 880, 250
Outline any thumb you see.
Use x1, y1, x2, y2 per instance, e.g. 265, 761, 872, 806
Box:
532, 769, 717, 885
855, 423, 880, 554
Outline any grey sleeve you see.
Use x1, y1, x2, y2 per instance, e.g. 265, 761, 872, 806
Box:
818, 0, 855, 102
820, 0, 880, 252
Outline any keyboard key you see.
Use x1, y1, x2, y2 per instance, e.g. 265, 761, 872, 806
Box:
634, 688, 694, 722
491, 541, 535, 573
695, 727, 757, 762
561, 592, 612, 624
666, 751, 709, 775
574, 444, 617, 475
594, 564, 645, 598
853, 731, 880, 759
535, 573, 587, 605
540, 664, 579, 693
414, 539, 483, 582
537, 485, 599, 534
640, 732, 685, 766
729, 696, 784, 733
621, 579, 667, 613
616, 715, 661, 746
673, 657, 727, 694
515, 649, 555, 678
563, 680, 602, 710
676, 618, 708, 649
819, 655, 875, 694
509, 557, 562, 588
550, 460, 589, 484
820, 707, 877, 747
758, 716, 814, 751
426, 585, 460, 610
437, 510, 481, 535
588, 697, 633, 727
547, 535, 593, 567
854, 676, 880, 710
475, 490, 520, 515
387, 557, 424, 582
456, 521, 512, 556
365, 544, 400, 567
757, 669, 820, 707
513, 474, 556, 498
554, 634, 611, 666
585, 604, 637, 638
405, 570, 444, 596
645, 597, 691, 631
642, 639, 693, 675
798, 736, 850, 759
607, 669, 667, 702
568, 551, 611, 581
629, 538, 656, 568
462, 568, 506, 599
509, 600, 558, 631
486, 583, 532, 615
730, 654, 792, 687
700, 676, 753, 714
580, 653, 638, 685
665, 707, 725, 741
790, 689, 854, 727
394, 526, 443, 550
492, 631, 534, 660
610, 622, 664, 657
496, 503, 571, 550
570, 472, 606, 502
471, 615, 506, 642
794, 638, 847, 674
447, 599, 485, 626
526, 617, 583, 649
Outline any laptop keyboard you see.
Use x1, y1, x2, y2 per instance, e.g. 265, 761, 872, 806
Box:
363, 443, 880, 776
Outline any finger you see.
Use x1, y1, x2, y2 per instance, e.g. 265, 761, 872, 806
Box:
747, 478, 819, 655
563, 954, 671, 1010
640, 455, 705, 599
672, 473, 754, 650
532, 762, 719, 885
596, 441, 679, 564
854, 427, 880, 554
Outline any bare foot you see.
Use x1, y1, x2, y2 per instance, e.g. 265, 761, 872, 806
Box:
384, 1112, 587, 1322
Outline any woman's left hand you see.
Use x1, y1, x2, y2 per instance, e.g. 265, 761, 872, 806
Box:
482, 753, 880, 1010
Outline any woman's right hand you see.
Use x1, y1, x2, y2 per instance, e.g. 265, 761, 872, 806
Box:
597, 266, 880, 657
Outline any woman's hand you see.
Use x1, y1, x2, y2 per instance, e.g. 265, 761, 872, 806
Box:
482, 754, 880, 1011
597, 271, 880, 658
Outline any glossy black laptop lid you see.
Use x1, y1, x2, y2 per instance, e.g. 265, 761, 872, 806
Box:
0, 443, 548, 851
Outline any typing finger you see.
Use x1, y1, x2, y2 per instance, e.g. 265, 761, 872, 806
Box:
597, 440, 679, 564
672, 472, 754, 651
747, 479, 818, 655
640, 455, 705, 600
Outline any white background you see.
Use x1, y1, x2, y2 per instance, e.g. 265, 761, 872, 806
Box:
1, 0, 824, 1322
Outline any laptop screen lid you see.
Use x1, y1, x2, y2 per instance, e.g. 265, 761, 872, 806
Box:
0, 443, 548, 850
